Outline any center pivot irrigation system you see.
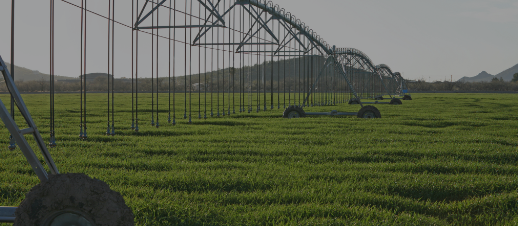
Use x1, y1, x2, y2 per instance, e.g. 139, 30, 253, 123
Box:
1, 0, 411, 224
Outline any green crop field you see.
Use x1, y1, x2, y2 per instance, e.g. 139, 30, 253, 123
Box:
0, 93, 517, 225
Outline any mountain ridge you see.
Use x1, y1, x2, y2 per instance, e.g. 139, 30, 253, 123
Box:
3, 63, 76, 81
495, 63, 518, 81
458, 63, 518, 82
458, 71, 494, 82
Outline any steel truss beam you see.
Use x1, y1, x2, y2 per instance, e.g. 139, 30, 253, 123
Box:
134, 0, 331, 56
135, 0, 225, 30
192, 1, 281, 49
191, 0, 329, 55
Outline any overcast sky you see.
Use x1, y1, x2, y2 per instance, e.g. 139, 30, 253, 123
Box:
0, 0, 517, 81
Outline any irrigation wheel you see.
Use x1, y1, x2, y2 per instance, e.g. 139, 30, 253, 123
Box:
403, 95, 412, 100
357, 105, 381, 118
14, 173, 134, 226
389, 98, 403, 105
348, 99, 360, 105
282, 105, 306, 118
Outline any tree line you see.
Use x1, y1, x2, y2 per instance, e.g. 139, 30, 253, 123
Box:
2, 66, 517, 93
408, 75, 518, 92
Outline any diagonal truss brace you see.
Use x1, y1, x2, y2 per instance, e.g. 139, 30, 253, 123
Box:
0, 55, 59, 183
135, 0, 225, 29
197, 0, 226, 26
272, 21, 323, 56
193, 0, 237, 44
332, 56, 362, 105
243, 6, 279, 43
235, 14, 278, 52
193, 1, 280, 47
134, 0, 167, 28
274, 20, 307, 54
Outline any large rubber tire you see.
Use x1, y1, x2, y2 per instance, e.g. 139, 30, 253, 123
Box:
14, 173, 134, 226
390, 98, 403, 105
357, 105, 381, 118
282, 105, 306, 118
348, 99, 360, 105
403, 95, 412, 100
374, 96, 384, 100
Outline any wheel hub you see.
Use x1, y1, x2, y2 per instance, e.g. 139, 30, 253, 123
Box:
288, 111, 300, 118
46, 212, 94, 226
362, 111, 376, 118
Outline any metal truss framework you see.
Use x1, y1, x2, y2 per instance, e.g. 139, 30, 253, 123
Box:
135, 0, 331, 55
0, 1, 414, 223
3, 0, 412, 145
129, 0, 409, 120
334, 48, 395, 99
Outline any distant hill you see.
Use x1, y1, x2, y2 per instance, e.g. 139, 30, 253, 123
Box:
185, 55, 374, 82
495, 64, 518, 82
80, 73, 113, 81
3, 63, 76, 81
458, 71, 494, 82
458, 63, 518, 82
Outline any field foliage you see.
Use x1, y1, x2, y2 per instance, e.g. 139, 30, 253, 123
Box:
0, 93, 517, 225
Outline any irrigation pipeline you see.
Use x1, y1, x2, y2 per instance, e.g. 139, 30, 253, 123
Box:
151, 6, 155, 126
79, 0, 88, 139
5, 0, 410, 145
111, 0, 116, 135
83, 0, 88, 139
49, 0, 56, 147
107, 0, 112, 135
135, 0, 140, 132
334, 48, 401, 99
8, 0, 16, 150
79, 0, 83, 138
132, 0, 135, 130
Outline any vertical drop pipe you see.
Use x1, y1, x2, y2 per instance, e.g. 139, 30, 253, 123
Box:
9, 0, 16, 150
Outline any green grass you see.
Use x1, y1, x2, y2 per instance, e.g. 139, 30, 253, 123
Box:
0, 93, 517, 225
